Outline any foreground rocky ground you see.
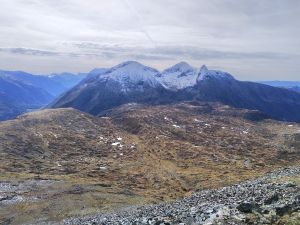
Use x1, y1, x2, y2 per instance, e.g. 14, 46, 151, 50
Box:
65, 167, 300, 225
0, 102, 299, 224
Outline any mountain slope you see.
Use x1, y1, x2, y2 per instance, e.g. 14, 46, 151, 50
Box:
0, 92, 24, 121
85, 68, 108, 79
178, 67, 300, 122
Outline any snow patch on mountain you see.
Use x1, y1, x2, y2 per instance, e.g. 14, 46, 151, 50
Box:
156, 63, 236, 90
197, 65, 235, 82
156, 62, 199, 90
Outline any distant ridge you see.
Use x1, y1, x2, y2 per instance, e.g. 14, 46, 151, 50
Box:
258, 81, 300, 93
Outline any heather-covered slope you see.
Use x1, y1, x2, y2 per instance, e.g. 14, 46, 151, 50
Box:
0, 102, 299, 224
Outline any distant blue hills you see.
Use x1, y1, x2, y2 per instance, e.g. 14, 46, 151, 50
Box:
258, 81, 300, 93
0, 70, 86, 120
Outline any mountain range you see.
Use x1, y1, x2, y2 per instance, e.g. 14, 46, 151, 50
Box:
51, 61, 300, 122
0, 75, 53, 120
0, 70, 86, 120
0, 70, 86, 96
1, 61, 300, 122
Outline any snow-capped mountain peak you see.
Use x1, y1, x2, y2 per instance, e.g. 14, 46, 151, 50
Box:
107, 61, 160, 75
197, 65, 235, 82
83, 62, 236, 92
200, 65, 209, 74
163, 61, 194, 74
94, 61, 161, 91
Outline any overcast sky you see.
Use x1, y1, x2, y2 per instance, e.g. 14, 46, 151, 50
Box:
0, 0, 299, 80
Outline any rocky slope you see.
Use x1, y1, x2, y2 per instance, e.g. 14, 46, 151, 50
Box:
0, 102, 299, 224
65, 167, 300, 225
50, 61, 300, 122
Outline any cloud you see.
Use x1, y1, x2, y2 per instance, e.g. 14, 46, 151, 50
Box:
65, 42, 297, 60
0, 48, 59, 56
0, 0, 299, 80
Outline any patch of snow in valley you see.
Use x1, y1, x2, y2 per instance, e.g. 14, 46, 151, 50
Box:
194, 119, 204, 123
99, 166, 107, 170
112, 142, 121, 146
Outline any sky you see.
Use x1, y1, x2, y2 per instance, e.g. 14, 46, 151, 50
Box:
0, 0, 299, 80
